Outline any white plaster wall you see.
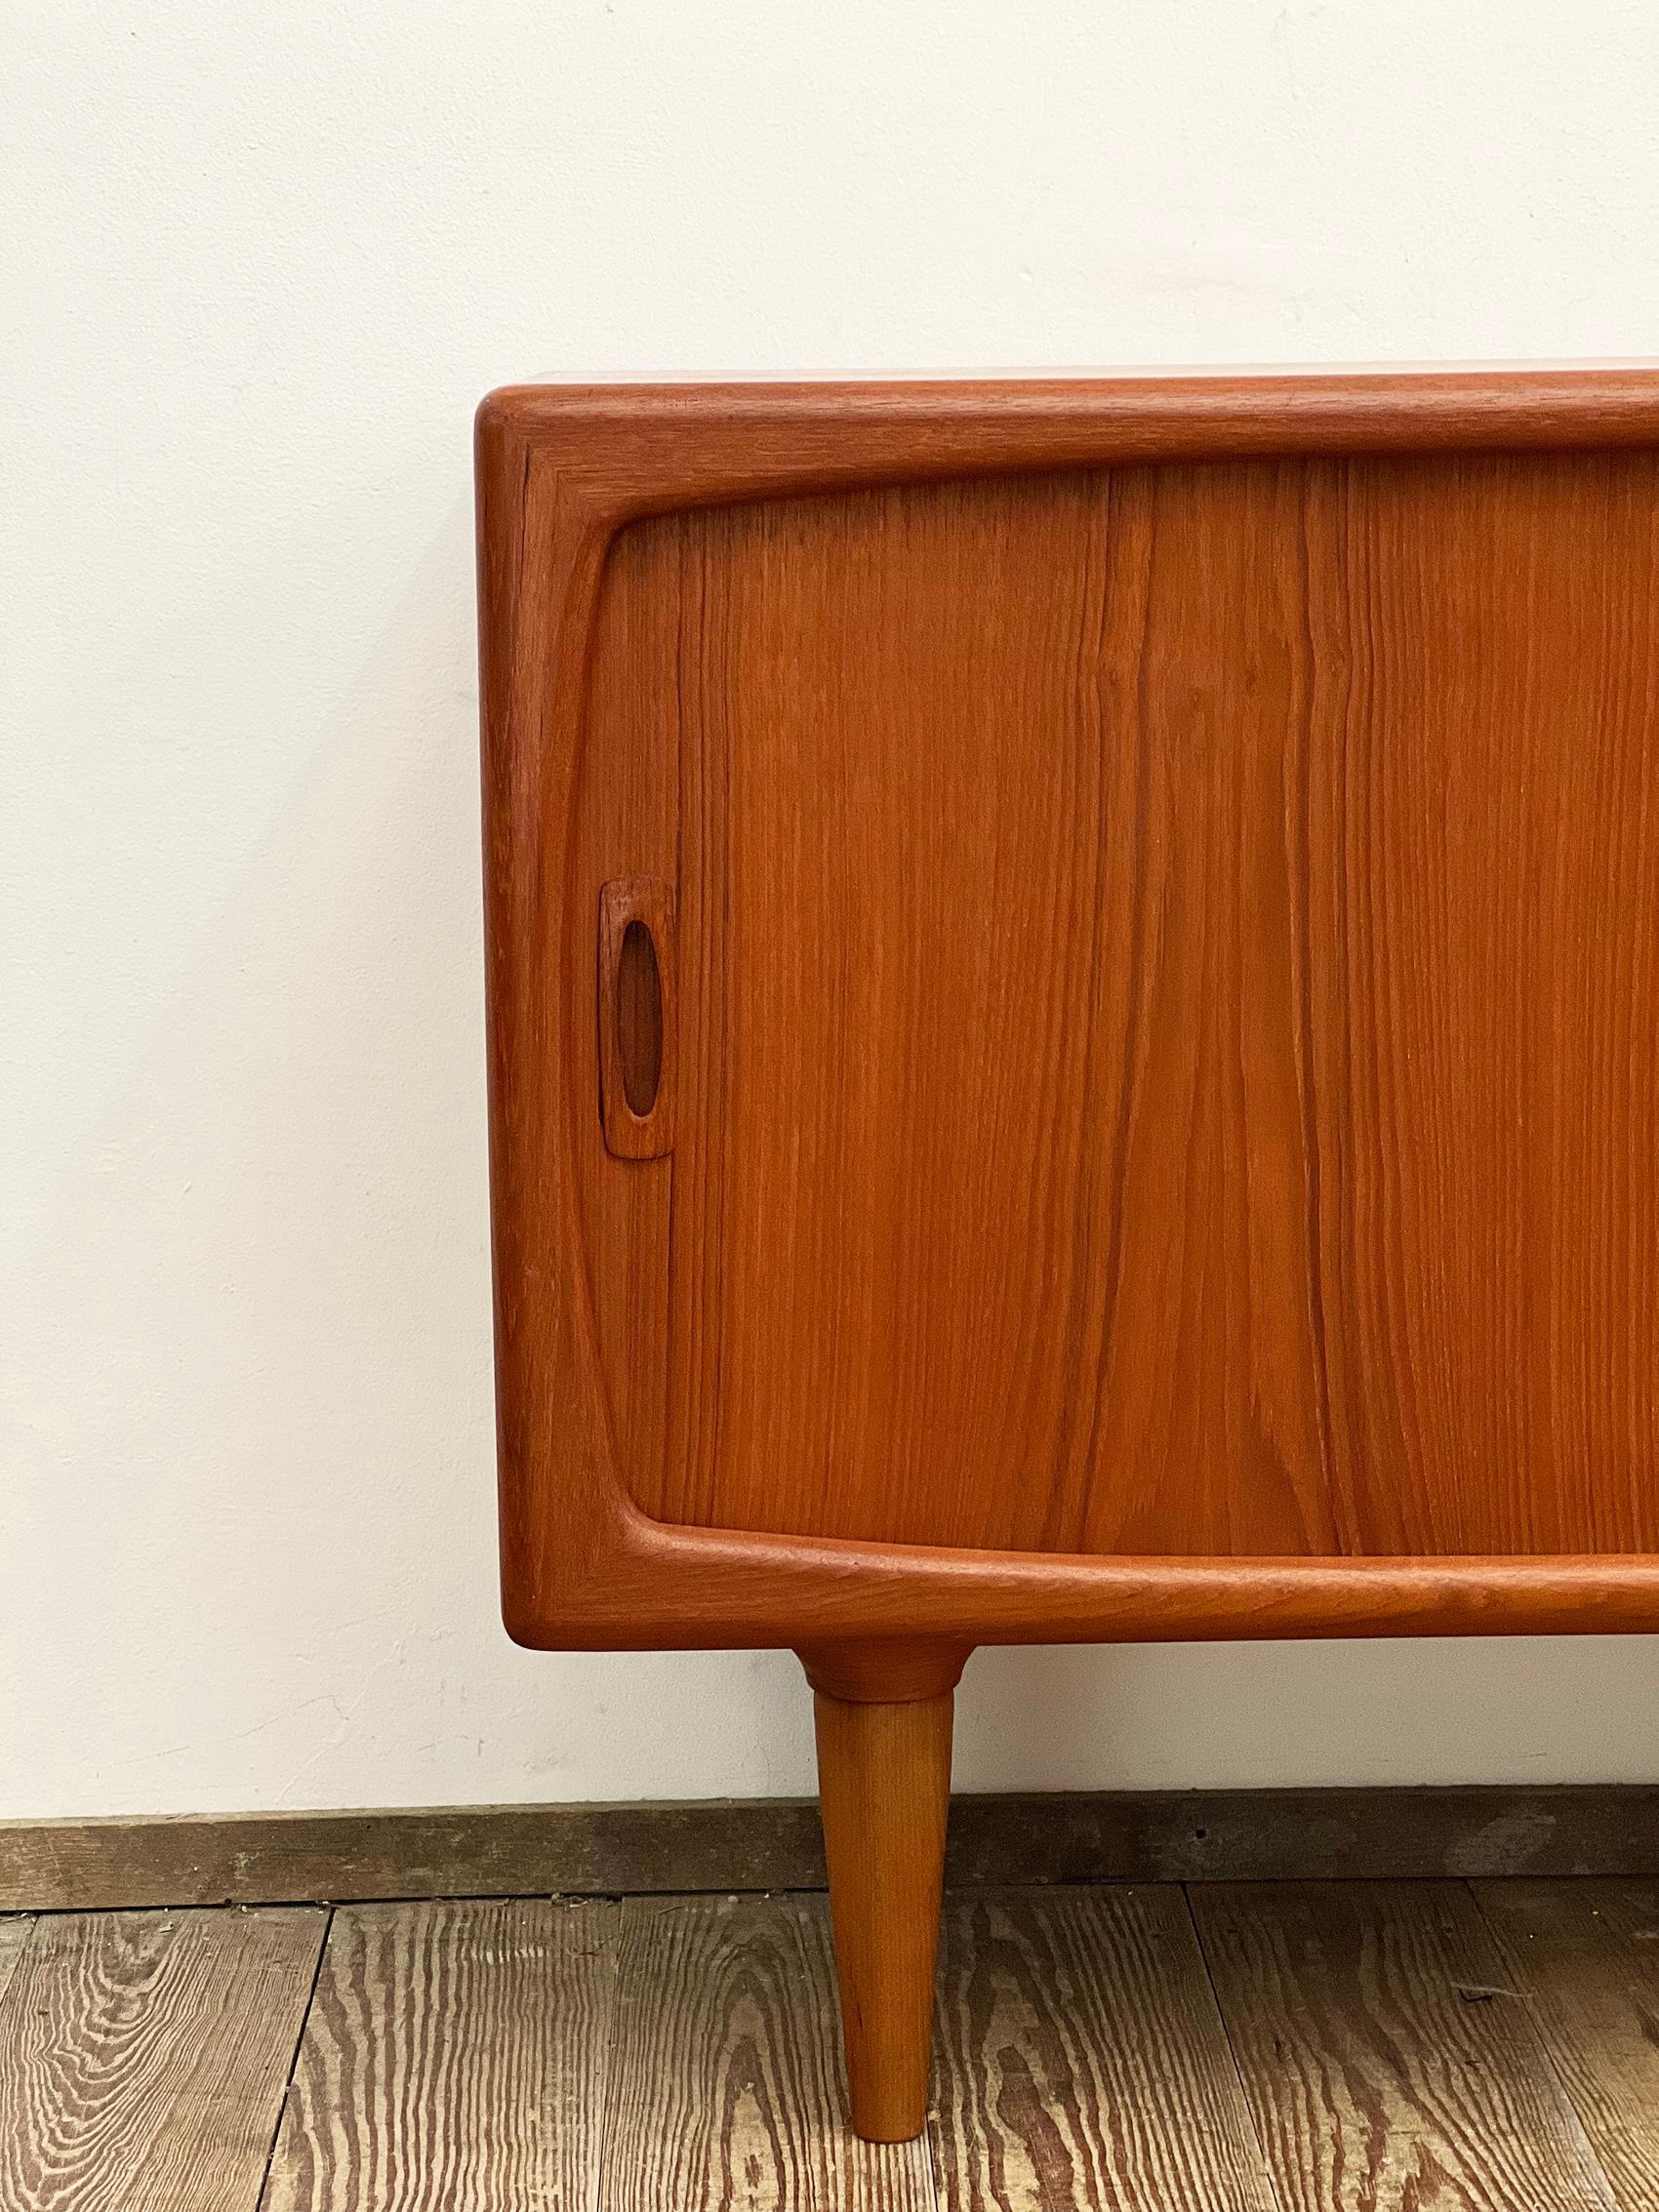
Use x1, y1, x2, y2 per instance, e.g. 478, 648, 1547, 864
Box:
6, 0, 1659, 1818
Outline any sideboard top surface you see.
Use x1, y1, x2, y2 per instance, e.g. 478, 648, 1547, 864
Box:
477, 373, 1659, 1648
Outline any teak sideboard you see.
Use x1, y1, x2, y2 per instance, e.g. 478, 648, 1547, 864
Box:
476, 370, 1659, 2140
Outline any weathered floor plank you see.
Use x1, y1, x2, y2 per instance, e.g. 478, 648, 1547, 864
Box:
931, 1886, 1280, 2212
603, 1891, 936, 2212
261, 1896, 618, 2212
1474, 1877, 1659, 2211
0, 1906, 325, 2212
0, 1914, 32, 2005
10, 1881, 1655, 2212
1191, 1881, 1617, 2212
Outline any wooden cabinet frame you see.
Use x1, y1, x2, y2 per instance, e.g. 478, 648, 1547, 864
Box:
477, 371, 1659, 2136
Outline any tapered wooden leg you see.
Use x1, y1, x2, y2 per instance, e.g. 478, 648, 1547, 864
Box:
800, 1644, 966, 2142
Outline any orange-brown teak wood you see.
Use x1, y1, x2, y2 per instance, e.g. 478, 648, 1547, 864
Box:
477, 371, 1659, 2138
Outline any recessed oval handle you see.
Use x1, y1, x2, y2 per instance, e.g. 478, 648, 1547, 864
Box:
617, 919, 663, 1115
598, 877, 675, 1159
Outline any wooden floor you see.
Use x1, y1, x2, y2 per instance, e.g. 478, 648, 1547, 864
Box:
2, 1881, 1657, 2209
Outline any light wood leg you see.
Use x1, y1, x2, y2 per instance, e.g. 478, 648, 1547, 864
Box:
800, 1645, 963, 2141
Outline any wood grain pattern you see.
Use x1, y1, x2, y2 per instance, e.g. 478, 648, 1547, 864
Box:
650, 465, 1336, 1555
1475, 1877, 1659, 2210
263, 1898, 617, 2212
931, 1885, 1278, 2212
602, 1891, 937, 2209
480, 372, 1659, 1654
1192, 1880, 1615, 2211
594, 453, 1659, 1560
11, 1887, 1659, 2211
0, 1907, 323, 2212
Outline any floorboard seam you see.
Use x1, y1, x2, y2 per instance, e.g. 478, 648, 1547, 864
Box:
1460, 1878, 1626, 2212
253, 1905, 333, 2212
587, 1898, 626, 2212
1178, 1882, 1289, 2212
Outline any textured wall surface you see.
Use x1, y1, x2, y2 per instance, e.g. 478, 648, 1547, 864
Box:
6, 0, 1659, 1816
